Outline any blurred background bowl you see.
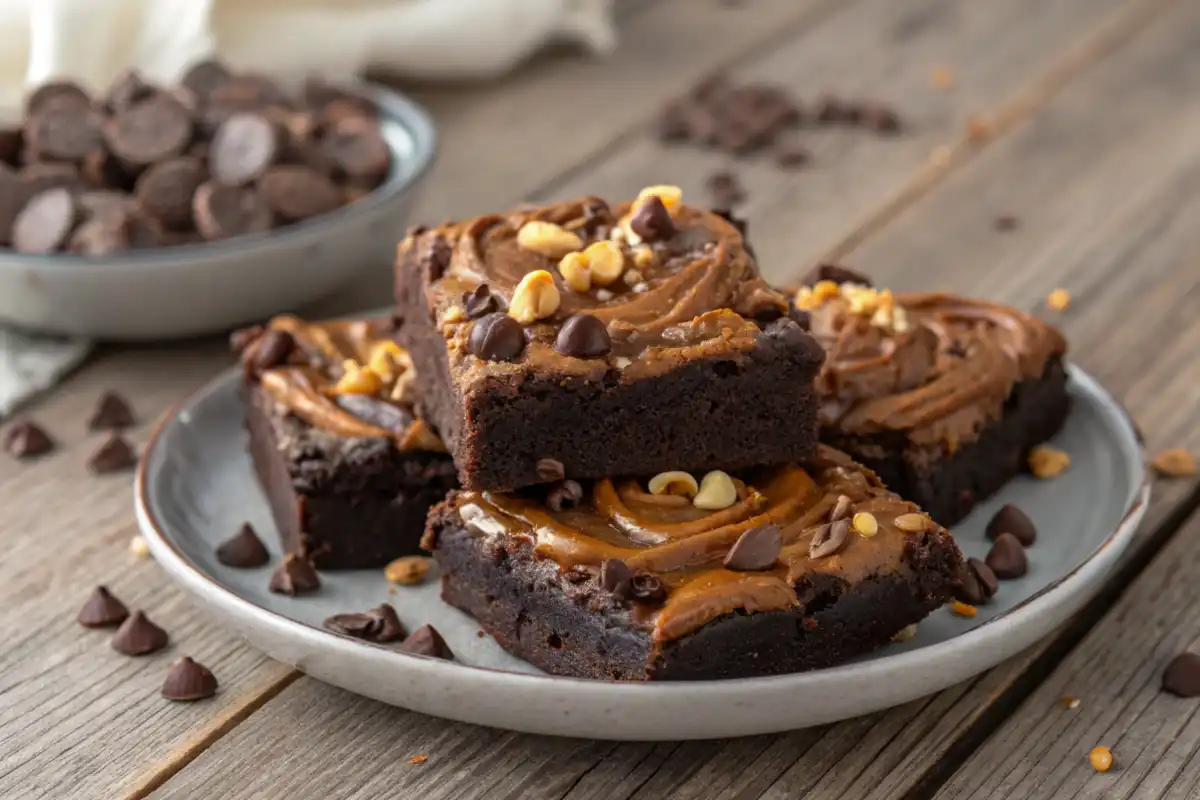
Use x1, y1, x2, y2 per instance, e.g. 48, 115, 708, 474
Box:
0, 82, 435, 341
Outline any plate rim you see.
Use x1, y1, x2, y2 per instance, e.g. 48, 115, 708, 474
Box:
134, 362, 1150, 724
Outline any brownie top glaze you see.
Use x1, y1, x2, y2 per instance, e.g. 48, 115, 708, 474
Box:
234, 314, 444, 452
398, 188, 817, 390
796, 266, 1067, 446
438, 445, 956, 643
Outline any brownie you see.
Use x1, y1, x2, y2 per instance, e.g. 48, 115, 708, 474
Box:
395, 188, 826, 492
423, 446, 963, 680
796, 266, 1070, 526
237, 315, 457, 569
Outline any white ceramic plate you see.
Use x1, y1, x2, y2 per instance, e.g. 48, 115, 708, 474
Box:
136, 364, 1148, 740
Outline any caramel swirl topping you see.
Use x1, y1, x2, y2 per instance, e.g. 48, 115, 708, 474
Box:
453, 446, 955, 643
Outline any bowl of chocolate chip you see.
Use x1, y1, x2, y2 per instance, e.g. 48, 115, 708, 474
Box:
0, 60, 436, 340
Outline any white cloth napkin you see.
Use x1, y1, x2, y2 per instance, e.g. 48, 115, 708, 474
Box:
0, 330, 90, 419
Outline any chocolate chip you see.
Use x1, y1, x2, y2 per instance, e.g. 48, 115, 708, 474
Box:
536, 458, 566, 482
258, 165, 343, 221
399, 624, 454, 659
1163, 652, 1200, 697
4, 420, 54, 459
244, 328, 294, 373
268, 553, 321, 595
985, 532, 1028, 580
802, 264, 873, 287
134, 157, 206, 227
193, 181, 274, 240
554, 314, 611, 359
161, 656, 219, 701
26, 81, 91, 117
600, 558, 633, 597
111, 610, 169, 656
580, 197, 612, 234
13, 188, 78, 254
468, 312, 525, 362
809, 519, 850, 559
216, 522, 270, 568
18, 162, 85, 198
77, 586, 129, 628
954, 557, 999, 605
321, 116, 390, 182
629, 195, 675, 242
88, 434, 138, 474
775, 142, 811, 169
182, 59, 233, 99
335, 394, 415, 432
77, 190, 132, 222
104, 95, 194, 166
994, 215, 1019, 232
463, 284, 504, 318
986, 504, 1036, 547
105, 71, 156, 113
27, 105, 104, 162
210, 113, 279, 186
815, 94, 849, 124
858, 101, 901, 133
425, 236, 452, 283
704, 170, 746, 207
88, 390, 135, 430
324, 604, 407, 643
68, 214, 132, 255
629, 573, 667, 605
724, 524, 782, 571
546, 480, 584, 512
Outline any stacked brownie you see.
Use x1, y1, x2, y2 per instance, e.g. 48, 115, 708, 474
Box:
397, 188, 963, 680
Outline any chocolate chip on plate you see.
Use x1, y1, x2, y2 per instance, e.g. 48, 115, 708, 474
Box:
555, 314, 611, 359
4, 420, 54, 458
192, 181, 274, 240
210, 113, 279, 186
985, 504, 1037, 547
111, 610, 169, 656
468, 312, 525, 362
268, 553, 321, 595
546, 480, 583, 512
536, 458, 566, 483
985, 532, 1028, 580
104, 95, 194, 166
12, 188, 79, 253
323, 603, 407, 643
216, 522, 271, 568
954, 557, 999, 605
77, 585, 130, 628
399, 624, 454, 660
162, 657, 219, 701
134, 157, 207, 227
629, 195, 675, 243
1163, 652, 1200, 698
724, 524, 782, 571
88, 390, 135, 430
87, 433, 138, 474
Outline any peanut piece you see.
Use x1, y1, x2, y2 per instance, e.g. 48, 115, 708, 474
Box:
693, 470, 738, 510
558, 252, 592, 293
648, 471, 699, 498
332, 360, 383, 395
949, 600, 977, 617
1089, 746, 1113, 773
584, 241, 625, 285
516, 221, 583, 258
1151, 448, 1197, 477
508, 270, 561, 323
1029, 445, 1070, 478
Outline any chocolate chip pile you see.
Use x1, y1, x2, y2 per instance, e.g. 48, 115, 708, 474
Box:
0, 60, 392, 255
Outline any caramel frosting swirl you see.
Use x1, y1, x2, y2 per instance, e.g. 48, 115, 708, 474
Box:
802, 285, 1066, 446
453, 446, 956, 643
243, 315, 444, 452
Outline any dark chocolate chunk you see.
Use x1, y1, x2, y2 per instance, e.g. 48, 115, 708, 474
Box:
104, 95, 194, 166
192, 181, 274, 240
954, 557, 999, 605
88, 390, 135, 430
994, 215, 1019, 232
985, 532, 1028, 580
134, 157, 206, 227
182, 59, 233, 99
26, 105, 104, 162
775, 142, 811, 169
724, 524, 782, 571
600, 558, 633, 598
12, 188, 79, 254
986, 504, 1037, 547
554, 314, 611, 359
26, 81, 91, 117
1163, 652, 1200, 698
858, 101, 901, 133
814, 94, 849, 124
335, 394, 414, 432
809, 519, 850, 559
468, 312, 525, 362
629, 195, 675, 242
17, 162, 84, 197
802, 264, 873, 287
216, 522, 271, 568
126, 212, 169, 249
629, 573, 667, 605
321, 116, 390, 182
546, 480, 583, 512
323, 603, 407, 643
243, 328, 294, 373
162, 656, 219, 701
580, 197, 612, 234
399, 624, 454, 660
268, 553, 321, 595
87, 434, 138, 474
4, 420, 54, 458
258, 165, 342, 221
111, 610, 169, 656
105, 71, 156, 112
463, 284, 504, 319
76, 190, 130, 221
70, 214, 133, 255
210, 113, 279, 186
536, 458, 566, 483
77, 586, 129, 628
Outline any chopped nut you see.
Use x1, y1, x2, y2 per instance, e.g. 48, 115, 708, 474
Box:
931, 65, 956, 89
442, 305, 467, 324
1046, 288, 1071, 311
596, 289, 614, 302
648, 471, 699, 498
623, 268, 645, 286
635, 185, 683, 215
632, 245, 655, 269
894, 513, 932, 533
614, 356, 632, 369
812, 280, 840, 301
390, 370, 415, 404
892, 624, 918, 642
852, 511, 878, 537
384, 555, 433, 585
558, 252, 592, 293
516, 221, 583, 258
891, 306, 911, 333
407, 754, 429, 765
129, 535, 149, 558
1029, 445, 1070, 478
508, 270, 561, 324
949, 600, 978, 618
632, 282, 649, 294
367, 341, 411, 385
331, 360, 384, 395
693, 470, 738, 510
1151, 448, 1197, 477
1062, 696, 1081, 709
1089, 746, 1113, 773
965, 116, 990, 142
584, 241, 625, 285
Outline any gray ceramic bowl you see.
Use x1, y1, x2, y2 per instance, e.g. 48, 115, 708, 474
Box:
0, 83, 435, 341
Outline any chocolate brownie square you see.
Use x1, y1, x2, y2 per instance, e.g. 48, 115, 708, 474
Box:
395, 188, 826, 492
236, 315, 457, 569
797, 266, 1070, 526
423, 446, 963, 680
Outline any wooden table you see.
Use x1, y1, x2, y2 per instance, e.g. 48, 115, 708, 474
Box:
5, 1, 1200, 797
